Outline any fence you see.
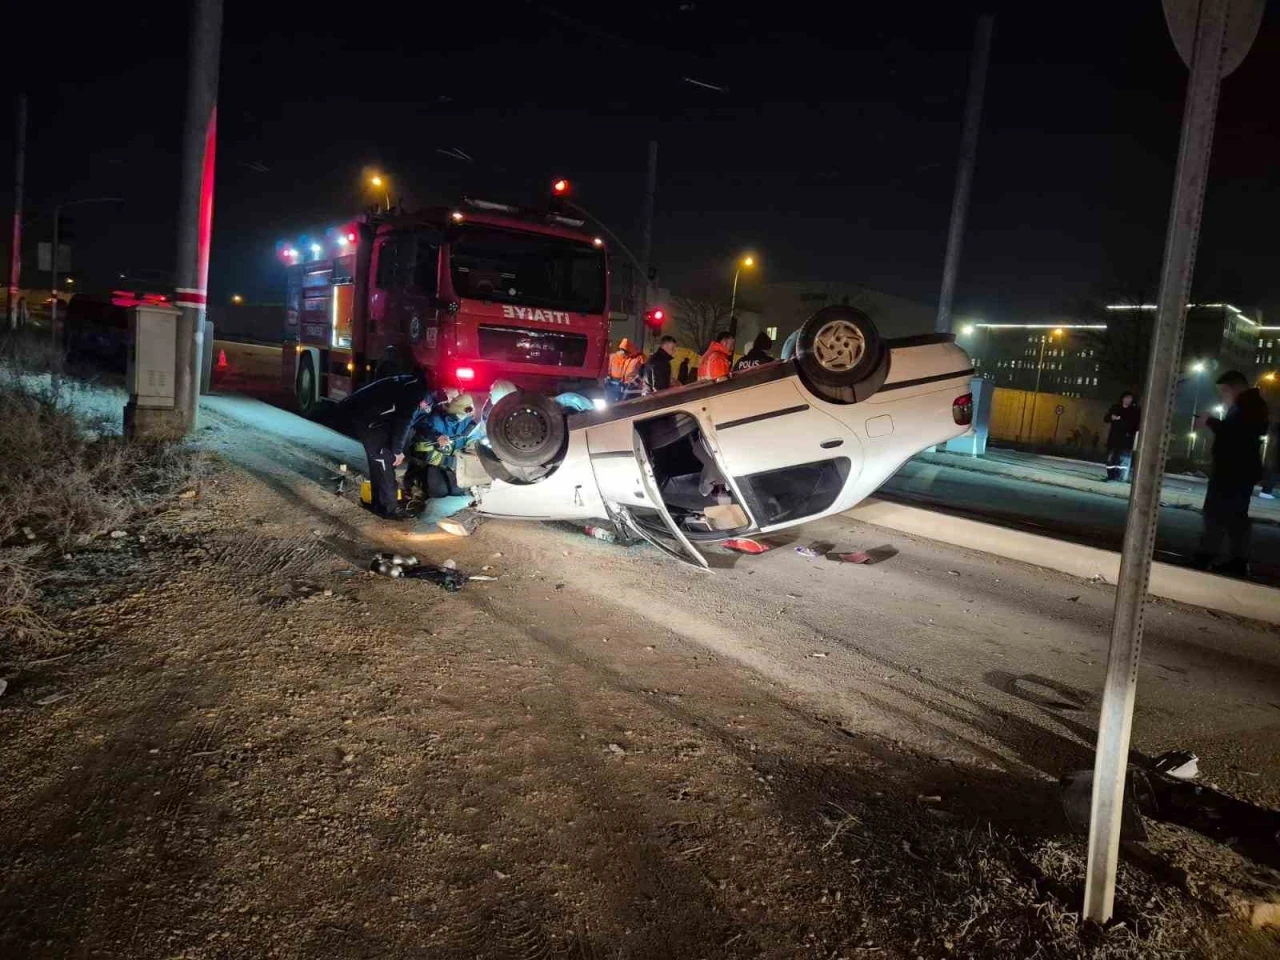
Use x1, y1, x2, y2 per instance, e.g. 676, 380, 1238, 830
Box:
988, 387, 1112, 452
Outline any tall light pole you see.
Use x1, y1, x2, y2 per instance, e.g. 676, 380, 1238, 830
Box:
1186, 359, 1206, 456
728, 254, 756, 338
1022, 327, 1062, 443
8, 94, 26, 330
370, 174, 390, 212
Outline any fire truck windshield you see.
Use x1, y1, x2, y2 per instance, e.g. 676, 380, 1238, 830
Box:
449, 225, 605, 314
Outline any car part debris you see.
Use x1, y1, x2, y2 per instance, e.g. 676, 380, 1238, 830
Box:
583, 524, 618, 543
469, 574, 499, 582
837, 551, 873, 564
794, 545, 821, 559
723, 538, 769, 554
400, 564, 467, 591
35, 692, 70, 707
1152, 749, 1199, 780
438, 509, 482, 537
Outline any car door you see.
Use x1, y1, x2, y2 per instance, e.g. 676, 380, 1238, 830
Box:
585, 412, 709, 569
704, 376, 862, 529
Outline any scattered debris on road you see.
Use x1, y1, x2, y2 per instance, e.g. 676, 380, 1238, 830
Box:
1153, 750, 1200, 780
722, 537, 769, 554
794, 545, 821, 559
34, 693, 70, 707
368, 552, 467, 591
837, 551, 874, 564
583, 524, 618, 543
437, 509, 482, 537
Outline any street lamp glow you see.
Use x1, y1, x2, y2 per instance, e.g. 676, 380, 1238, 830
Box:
370, 175, 384, 188
728, 253, 758, 334
960, 324, 976, 336
1190, 360, 1206, 373
231, 294, 244, 305
65, 277, 75, 285
741, 255, 755, 268
1052, 327, 1064, 338
1264, 372, 1277, 382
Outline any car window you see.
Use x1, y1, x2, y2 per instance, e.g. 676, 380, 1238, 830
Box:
734, 458, 850, 527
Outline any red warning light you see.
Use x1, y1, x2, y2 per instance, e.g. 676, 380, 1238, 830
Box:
455, 366, 476, 382
551, 178, 571, 196
644, 307, 666, 330
347, 232, 356, 242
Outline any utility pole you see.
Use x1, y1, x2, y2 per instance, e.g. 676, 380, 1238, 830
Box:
8, 94, 26, 330
172, 0, 223, 435
637, 140, 658, 347
935, 14, 993, 334
1082, 0, 1263, 924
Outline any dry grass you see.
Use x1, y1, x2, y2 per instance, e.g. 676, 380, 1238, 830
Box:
0, 343, 205, 659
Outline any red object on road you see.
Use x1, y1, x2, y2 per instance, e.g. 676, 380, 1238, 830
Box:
837, 551, 873, 564
723, 538, 769, 554
216, 348, 228, 371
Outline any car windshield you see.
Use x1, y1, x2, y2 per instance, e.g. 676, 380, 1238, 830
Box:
449, 225, 605, 314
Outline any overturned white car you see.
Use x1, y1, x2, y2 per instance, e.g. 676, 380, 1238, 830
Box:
453, 306, 974, 567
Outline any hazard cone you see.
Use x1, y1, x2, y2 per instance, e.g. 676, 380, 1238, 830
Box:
216, 349, 228, 371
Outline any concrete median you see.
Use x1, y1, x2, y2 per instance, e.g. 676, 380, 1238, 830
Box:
845, 497, 1280, 625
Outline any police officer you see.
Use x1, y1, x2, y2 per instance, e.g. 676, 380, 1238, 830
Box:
338, 373, 432, 520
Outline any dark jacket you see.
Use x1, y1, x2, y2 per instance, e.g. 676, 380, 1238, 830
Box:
1103, 401, 1140, 451
338, 374, 430, 456
647, 349, 674, 391
1205, 387, 1269, 487
733, 332, 776, 373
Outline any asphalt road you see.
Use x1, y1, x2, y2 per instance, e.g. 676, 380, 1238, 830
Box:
215, 339, 1279, 583
194, 353, 1280, 815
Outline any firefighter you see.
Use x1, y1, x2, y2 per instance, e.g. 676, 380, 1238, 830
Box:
697, 331, 735, 381
604, 338, 645, 402
338, 373, 432, 520
420, 392, 479, 499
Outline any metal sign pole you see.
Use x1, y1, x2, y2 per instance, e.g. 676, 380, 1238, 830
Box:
1082, 0, 1248, 923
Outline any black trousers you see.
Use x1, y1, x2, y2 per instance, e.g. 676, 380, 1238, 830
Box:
1104, 446, 1132, 480
358, 429, 399, 516
426, 464, 465, 498
1199, 479, 1252, 565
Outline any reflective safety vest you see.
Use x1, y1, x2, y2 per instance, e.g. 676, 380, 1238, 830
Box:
608, 349, 644, 383
697, 342, 733, 381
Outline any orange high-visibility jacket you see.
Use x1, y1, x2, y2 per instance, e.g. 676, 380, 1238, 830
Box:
697, 341, 733, 381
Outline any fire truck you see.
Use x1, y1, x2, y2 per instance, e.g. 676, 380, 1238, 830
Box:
280, 188, 611, 413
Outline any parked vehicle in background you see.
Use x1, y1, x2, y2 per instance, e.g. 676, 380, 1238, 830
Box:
454, 306, 976, 566
280, 191, 611, 415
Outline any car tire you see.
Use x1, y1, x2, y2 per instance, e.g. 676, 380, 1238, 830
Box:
486, 390, 568, 469
795, 305, 884, 400
296, 354, 318, 417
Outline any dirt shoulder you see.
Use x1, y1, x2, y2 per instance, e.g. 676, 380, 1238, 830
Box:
1, 439, 1278, 958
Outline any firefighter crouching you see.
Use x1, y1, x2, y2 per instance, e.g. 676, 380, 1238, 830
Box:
406, 392, 479, 500
604, 338, 646, 402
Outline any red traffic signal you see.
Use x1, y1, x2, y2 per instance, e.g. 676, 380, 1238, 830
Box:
644, 307, 666, 330
551, 178, 571, 196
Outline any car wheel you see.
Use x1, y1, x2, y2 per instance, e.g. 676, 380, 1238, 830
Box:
486, 390, 567, 469
795, 305, 884, 400
296, 354, 318, 417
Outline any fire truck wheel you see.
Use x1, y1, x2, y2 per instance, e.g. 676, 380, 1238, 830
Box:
794, 305, 885, 402
296, 354, 318, 417
487, 390, 567, 469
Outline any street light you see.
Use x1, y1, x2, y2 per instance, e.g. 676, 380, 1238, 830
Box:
369, 173, 390, 212
231, 294, 244, 305
960, 323, 976, 336
1022, 327, 1063, 444
1187, 360, 1207, 457
729, 253, 757, 337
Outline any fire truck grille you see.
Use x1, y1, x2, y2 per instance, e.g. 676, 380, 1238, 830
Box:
478, 325, 589, 368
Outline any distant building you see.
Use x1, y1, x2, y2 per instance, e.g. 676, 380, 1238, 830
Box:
956, 322, 1107, 400
1254, 325, 1279, 377
958, 302, 1264, 404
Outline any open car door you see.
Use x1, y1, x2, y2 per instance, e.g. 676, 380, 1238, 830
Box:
584, 418, 709, 569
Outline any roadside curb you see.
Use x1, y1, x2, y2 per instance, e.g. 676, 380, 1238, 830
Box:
845, 498, 1280, 625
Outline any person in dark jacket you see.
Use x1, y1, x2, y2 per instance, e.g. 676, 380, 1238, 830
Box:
1192, 370, 1270, 574
733, 331, 775, 373
677, 357, 694, 385
646, 336, 678, 391
338, 373, 432, 519
1101, 391, 1140, 481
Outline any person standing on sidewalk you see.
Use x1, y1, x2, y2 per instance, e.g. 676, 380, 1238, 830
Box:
1101, 391, 1140, 482
1192, 371, 1270, 575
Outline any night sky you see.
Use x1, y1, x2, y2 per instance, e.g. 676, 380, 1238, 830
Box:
4, 1, 1279, 324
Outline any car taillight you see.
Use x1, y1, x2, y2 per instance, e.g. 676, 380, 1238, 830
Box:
952, 393, 973, 426
455, 366, 476, 382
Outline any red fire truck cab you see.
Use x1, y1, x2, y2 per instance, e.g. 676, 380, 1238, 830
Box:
280, 197, 610, 413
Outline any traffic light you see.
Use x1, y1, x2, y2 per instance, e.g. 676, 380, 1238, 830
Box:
644, 307, 666, 331
551, 178, 571, 197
